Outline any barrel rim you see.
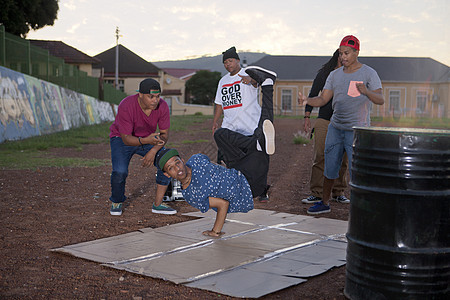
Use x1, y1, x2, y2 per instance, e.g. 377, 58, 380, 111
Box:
353, 126, 450, 135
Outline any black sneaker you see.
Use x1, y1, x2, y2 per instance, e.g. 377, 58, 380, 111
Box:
259, 193, 269, 203
302, 195, 322, 204
244, 66, 277, 86
334, 195, 350, 203
258, 185, 270, 203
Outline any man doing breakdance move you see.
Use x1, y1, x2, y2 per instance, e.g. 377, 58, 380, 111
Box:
213, 47, 273, 201
156, 66, 277, 237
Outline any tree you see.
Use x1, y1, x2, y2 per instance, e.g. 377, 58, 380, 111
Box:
185, 70, 222, 105
0, 0, 59, 37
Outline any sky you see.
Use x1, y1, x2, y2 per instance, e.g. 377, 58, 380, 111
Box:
26, 0, 450, 65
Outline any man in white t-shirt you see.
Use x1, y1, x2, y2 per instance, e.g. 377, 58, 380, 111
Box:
212, 47, 276, 201
213, 47, 261, 136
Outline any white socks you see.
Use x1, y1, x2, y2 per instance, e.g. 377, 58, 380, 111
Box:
256, 140, 262, 151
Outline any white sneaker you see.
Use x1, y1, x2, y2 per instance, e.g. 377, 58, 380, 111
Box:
263, 120, 275, 155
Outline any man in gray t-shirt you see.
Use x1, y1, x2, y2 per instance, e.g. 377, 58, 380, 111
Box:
325, 64, 382, 131
298, 35, 384, 215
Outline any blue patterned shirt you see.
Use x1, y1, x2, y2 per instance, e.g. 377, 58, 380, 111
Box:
182, 154, 254, 213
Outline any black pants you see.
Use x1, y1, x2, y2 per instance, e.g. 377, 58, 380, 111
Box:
214, 85, 273, 197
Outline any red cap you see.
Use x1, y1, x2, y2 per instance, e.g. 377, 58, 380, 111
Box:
340, 35, 360, 51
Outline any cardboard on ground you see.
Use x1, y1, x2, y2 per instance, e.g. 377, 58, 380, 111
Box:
53, 209, 348, 298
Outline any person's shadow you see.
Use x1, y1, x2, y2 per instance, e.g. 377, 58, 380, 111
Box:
123, 174, 154, 210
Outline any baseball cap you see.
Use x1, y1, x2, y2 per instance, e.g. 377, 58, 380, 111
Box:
340, 35, 360, 51
155, 148, 179, 170
137, 78, 161, 94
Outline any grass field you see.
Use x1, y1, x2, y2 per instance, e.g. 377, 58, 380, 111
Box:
0, 115, 447, 170
0, 114, 211, 170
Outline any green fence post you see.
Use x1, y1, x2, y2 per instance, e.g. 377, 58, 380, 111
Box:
47, 50, 50, 81
27, 40, 31, 75
0, 25, 5, 66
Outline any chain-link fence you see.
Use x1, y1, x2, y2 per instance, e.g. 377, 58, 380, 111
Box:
0, 25, 126, 104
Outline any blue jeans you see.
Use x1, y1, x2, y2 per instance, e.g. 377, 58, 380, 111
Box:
109, 136, 170, 203
324, 124, 353, 180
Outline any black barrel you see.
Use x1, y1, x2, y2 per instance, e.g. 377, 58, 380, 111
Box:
345, 127, 450, 299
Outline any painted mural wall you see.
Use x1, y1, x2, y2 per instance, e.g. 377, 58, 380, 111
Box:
0, 66, 117, 143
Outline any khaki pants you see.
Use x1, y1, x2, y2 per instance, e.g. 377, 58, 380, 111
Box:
309, 118, 348, 198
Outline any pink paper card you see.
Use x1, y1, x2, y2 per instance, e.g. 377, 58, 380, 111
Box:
348, 81, 363, 97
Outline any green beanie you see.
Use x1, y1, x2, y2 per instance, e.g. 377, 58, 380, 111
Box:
156, 148, 179, 170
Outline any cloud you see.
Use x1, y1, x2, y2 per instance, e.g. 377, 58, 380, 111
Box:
169, 6, 206, 14
387, 13, 418, 23
63, 0, 77, 10
409, 31, 422, 38
152, 23, 162, 31
67, 24, 80, 34
228, 12, 263, 25
167, 3, 219, 18
325, 27, 358, 39
24, 0, 450, 65
211, 29, 228, 41
100, 13, 121, 23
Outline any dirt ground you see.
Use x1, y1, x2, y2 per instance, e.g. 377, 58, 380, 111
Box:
0, 117, 352, 299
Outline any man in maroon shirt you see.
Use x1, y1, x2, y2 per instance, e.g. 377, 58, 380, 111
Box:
108, 78, 176, 216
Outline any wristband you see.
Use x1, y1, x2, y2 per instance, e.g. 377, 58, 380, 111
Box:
304, 116, 310, 119
138, 137, 143, 146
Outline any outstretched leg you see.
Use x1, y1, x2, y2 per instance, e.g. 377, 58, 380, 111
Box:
244, 66, 276, 155
231, 66, 277, 197
215, 66, 277, 163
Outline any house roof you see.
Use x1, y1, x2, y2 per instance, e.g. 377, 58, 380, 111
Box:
94, 44, 160, 77
29, 40, 100, 64
253, 55, 450, 83
154, 52, 268, 75
162, 68, 199, 80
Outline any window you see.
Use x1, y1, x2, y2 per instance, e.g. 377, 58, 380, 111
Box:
389, 90, 400, 112
281, 89, 292, 112
52, 65, 60, 77
416, 90, 428, 114
105, 79, 124, 92
164, 97, 172, 114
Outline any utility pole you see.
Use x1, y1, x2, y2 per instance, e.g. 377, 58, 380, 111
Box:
115, 26, 120, 90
